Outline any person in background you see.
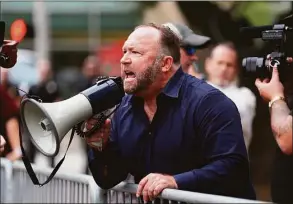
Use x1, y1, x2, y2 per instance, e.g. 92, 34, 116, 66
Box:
28, 60, 60, 103
204, 42, 256, 150
163, 23, 211, 78
78, 55, 101, 91
0, 85, 22, 161
0, 68, 21, 107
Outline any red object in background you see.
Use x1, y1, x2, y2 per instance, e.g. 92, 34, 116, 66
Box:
10, 19, 27, 42
96, 40, 125, 77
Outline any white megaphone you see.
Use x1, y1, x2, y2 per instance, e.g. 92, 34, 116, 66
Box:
20, 77, 124, 157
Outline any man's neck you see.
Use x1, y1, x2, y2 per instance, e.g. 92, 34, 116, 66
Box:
143, 68, 177, 104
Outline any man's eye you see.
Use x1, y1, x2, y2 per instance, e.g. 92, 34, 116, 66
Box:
132, 51, 140, 54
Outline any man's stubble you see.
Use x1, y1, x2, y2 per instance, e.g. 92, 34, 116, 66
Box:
124, 57, 162, 95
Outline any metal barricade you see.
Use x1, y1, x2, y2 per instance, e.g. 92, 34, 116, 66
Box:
1, 158, 272, 203
0, 158, 106, 203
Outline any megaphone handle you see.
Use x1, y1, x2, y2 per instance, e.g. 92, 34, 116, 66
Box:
20, 125, 76, 186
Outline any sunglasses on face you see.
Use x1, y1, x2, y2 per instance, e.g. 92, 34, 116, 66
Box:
182, 46, 197, 56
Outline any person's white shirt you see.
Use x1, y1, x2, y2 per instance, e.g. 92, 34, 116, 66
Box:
208, 80, 256, 150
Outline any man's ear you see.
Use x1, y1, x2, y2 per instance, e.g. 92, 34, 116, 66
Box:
161, 56, 173, 72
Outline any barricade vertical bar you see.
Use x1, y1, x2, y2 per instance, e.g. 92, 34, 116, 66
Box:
88, 179, 107, 203
0, 159, 13, 203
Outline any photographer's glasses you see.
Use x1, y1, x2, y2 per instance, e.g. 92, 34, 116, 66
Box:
182, 46, 197, 56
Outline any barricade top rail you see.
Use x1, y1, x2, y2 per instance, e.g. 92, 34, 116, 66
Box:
0, 157, 13, 168
112, 182, 272, 204
9, 159, 94, 184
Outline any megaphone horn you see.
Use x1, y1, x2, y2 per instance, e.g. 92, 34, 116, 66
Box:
20, 77, 124, 157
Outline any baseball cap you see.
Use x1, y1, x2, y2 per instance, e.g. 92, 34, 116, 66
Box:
163, 22, 211, 49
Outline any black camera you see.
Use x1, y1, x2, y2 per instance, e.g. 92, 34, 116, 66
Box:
241, 22, 293, 82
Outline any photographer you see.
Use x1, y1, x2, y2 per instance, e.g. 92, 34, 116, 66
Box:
255, 66, 292, 203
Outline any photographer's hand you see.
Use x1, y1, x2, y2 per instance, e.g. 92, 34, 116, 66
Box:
255, 67, 284, 102
255, 67, 292, 155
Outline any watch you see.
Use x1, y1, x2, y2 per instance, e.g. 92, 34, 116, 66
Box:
268, 96, 285, 109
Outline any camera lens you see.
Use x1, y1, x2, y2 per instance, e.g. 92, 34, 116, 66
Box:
242, 57, 265, 78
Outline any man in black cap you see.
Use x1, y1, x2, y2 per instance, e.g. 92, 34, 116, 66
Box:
163, 23, 211, 78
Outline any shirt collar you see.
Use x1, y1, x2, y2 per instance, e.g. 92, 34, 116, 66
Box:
161, 67, 185, 98
128, 66, 186, 105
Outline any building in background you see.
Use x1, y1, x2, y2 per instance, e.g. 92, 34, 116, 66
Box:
1, 1, 141, 70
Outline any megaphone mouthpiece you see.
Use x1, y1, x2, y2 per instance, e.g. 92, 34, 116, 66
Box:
81, 76, 124, 115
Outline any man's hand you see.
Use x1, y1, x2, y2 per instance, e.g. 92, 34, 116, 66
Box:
255, 67, 284, 102
0, 40, 18, 68
136, 173, 178, 202
85, 118, 111, 151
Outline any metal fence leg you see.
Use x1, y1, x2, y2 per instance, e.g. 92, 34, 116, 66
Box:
1, 158, 13, 203
88, 179, 107, 203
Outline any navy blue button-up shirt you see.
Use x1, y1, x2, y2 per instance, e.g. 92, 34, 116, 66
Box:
88, 68, 256, 199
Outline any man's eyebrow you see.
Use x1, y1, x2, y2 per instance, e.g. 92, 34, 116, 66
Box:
122, 45, 136, 51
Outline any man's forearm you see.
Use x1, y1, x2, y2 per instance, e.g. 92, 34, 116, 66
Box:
270, 100, 292, 155
173, 155, 253, 198
88, 146, 129, 189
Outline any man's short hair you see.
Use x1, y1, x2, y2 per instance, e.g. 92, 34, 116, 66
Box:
135, 23, 181, 64
209, 41, 237, 55
209, 41, 239, 62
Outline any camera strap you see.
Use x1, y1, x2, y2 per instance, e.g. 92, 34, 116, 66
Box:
19, 123, 75, 187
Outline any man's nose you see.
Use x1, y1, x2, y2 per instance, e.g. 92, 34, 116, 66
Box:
220, 64, 229, 71
120, 54, 131, 64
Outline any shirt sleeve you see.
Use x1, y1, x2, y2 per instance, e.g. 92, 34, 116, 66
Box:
174, 90, 255, 199
87, 108, 129, 190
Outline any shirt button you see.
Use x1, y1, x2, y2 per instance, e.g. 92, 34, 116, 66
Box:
149, 132, 151, 135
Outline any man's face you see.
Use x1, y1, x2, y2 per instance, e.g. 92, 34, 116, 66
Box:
205, 46, 238, 87
180, 46, 198, 72
121, 27, 162, 95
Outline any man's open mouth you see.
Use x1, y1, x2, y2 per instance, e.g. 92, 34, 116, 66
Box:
125, 71, 136, 78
